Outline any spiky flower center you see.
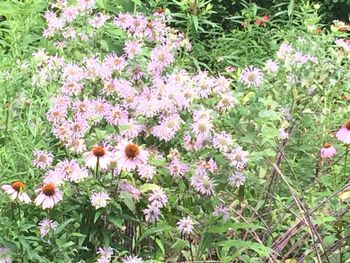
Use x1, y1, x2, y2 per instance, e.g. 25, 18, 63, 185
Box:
125, 144, 140, 159
38, 155, 47, 162
93, 146, 106, 157
247, 73, 257, 82
42, 183, 56, 196
345, 121, 350, 130
12, 181, 26, 192
323, 143, 331, 148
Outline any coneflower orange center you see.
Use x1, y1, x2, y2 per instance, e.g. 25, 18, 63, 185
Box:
12, 181, 25, 192
125, 144, 140, 158
345, 121, 350, 130
42, 183, 56, 196
93, 146, 106, 157
323, 143, 331, 148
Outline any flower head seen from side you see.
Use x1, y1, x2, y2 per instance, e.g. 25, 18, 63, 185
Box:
33, 150, 54, 169
91, 191, 110, 209
114, 141, 149, 171
34, 182, 63, 209
122, 255, 143, 263
177, 216, 195, 236
96, 247, 114, 263
38, 218, 58, 237
1, 181, 31, 203
83, 145, 113, 170
240, 66, 263, 87
0, 247, 12, 263
320, 143, 337, 158
336, 121, 350, 144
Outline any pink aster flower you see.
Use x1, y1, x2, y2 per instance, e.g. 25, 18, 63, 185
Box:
114, 141, 149, 171
192, 119, 213, 140
118, 182, 141, 200
62, 63, 84, 82
213, 131, 233, 152
105, 105, 128, 126
78, 0, 96, 10
88, 13, 110, 29
0, 247, 12, 263
225, 66, 236, 73
91, 191, 110, 209
114, 13, 133, 29
143, 203, 160, 223
34, 183, 63, 209
177, 216, 195, 236
167, 158, 188, 178
213, 204, 229, 221
228, 172, 246, 187
38, 218, 58, 237
278, 128, 289, 140
336, 121, 350, 144
122, 255, 143, 263
148, 188, 168, 208
137, 164, 156, 181
264, 59, 279, 73
240, 66, 264, 87
33, 150, 54, 169
96, 247, 114, 263
226, 147, 249, 169
320, 143, 337, 158
83, 145, 113, 170
190, 174, 216, 196
124, 40, 142, 59
1, 181, 31, 203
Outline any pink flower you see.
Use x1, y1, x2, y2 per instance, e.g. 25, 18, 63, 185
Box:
83, 145, 113, 170
190, 174, 215, 196
177, 216, 195, 235
34, 183, 63, 209
148, 188, 168, 208
213, 132, 233, 152
336, 121, 350, 144
114, 141, 149, 171
124, 40, 142, 59
192, 119, 213, 140
122, 255, 143, 263
228, 172, 246, 187
167, 158, 188, 178
137, 165, 156, 181
143, 203, 160, 223
38, 219, 58, 237
62, 63, 84, 82
1, 181, 31, 203
320, 143, 337, 158
33, 150, 54, 169
225, 66, 235, 73
91, 191, 110, 209
226, 147, 249, 169
240, 66, 264, 87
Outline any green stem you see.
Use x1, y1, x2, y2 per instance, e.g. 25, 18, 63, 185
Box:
344, 145, 349, 176
189, 235, 193, 261
95, 157, 100, 179
17, 202, 24, 263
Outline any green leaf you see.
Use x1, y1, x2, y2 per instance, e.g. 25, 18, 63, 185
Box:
288, 0, 294, 17
108, 216, 123, 229
121, 191, 135, 213
56, 218, 75, 234
138, 222, 175, 242
217, 239, 272, 256
94, 209, 104, 223
207, 222, 265, 234
156, 238, 165, 255
192, 16, 199, 31
140, 183, 160, 193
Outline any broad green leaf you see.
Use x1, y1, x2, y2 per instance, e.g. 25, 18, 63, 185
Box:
138, 222, 175, 242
